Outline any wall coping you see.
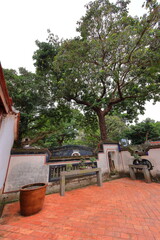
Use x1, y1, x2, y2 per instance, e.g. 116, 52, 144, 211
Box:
121, 144, 160, 152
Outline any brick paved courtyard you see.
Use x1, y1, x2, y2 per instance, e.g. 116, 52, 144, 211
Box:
1, 178, 160, 240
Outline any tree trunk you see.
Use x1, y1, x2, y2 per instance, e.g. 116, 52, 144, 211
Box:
97, 111, 107, 141
57, 135, 65, 146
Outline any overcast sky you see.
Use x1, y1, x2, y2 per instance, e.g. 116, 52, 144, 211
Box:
0, 0, 160, 122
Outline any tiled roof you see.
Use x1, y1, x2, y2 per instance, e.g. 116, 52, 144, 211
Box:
149, 141, 160, 145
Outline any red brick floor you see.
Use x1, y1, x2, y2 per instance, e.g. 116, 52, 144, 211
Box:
1, 178, 160, 240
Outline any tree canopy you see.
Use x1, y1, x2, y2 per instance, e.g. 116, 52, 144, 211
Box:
4, 68, 43, 146
4, 0, 160, 148
37, 0, 160, 141
4, 67, 83, 147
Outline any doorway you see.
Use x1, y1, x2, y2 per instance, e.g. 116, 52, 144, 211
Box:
108, 151, 116, 174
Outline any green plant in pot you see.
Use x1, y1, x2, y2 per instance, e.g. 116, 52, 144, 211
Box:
66, 163, 73, 172
79, 158, 87, 169
90, 157, 97, 168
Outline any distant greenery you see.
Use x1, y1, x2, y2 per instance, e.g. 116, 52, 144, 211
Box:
124, 118, 160, 145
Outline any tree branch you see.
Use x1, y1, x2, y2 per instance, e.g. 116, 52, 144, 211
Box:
97, 76, 107, 101
125, 8, 158, 64
103, 93, 147, 116
117, 81, 123, 99
23, 131, 55, 146
65, 95, 100, 112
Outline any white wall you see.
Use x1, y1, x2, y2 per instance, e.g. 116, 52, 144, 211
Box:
121, 148, 160, 177
4, 155, 49, 192
120, 151, 134, 173
97, 144, 123, 173
148, 148, 160, 176
97, 144, 160, 178
0, 115, 15, 190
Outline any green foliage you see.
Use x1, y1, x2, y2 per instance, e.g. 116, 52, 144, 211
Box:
4, 68, 45, 145
105, 115, 128, 142
4, 68, 41, 113
154, 121, 160, 136
79, 158, 86, 169
66, 164, 73, 172
50, 0, 160, 140
124, 118, 160, 144
4, 67, 84, 147
33, 31, 61, 77
90, 157, 96, 163
5, 0, 160, 147
35, 107, 84, 148
68, 115, 128, 148
90, 157, 96, 167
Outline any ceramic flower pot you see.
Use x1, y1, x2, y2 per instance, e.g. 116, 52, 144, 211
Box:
20, 183, 47, 216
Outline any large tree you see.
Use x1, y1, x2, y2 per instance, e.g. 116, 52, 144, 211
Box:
50, 0, 160, 141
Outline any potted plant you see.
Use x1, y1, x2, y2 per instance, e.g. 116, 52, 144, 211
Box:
66, 163, 73, 172
90, 157, 97, 168
79, 158, 87, 169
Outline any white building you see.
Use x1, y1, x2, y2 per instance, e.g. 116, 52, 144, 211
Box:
0, 64, 19, 202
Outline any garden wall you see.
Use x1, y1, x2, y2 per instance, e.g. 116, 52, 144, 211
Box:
4, 154, 48, 193
97, 143, 160, 179
3, 144, 160, 202
97, 143, 123, 174
2, 153, 107, 202
120, 146, 160, 177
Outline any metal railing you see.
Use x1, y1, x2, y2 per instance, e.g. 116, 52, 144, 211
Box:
49, 162, 97, 182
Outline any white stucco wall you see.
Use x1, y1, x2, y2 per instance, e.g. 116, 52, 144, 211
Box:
97, 143, 160, 177
97, 144, 123, 173
120, 148, 160, 176
4, 155, 49, 192
148, 148, 160, 176
0, 115, 15, 190
119, 151, 134, 173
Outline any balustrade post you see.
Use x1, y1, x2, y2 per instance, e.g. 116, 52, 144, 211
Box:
60, 174, 65, 196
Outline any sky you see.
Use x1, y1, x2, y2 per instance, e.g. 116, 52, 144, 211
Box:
0, 0, 160, 122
